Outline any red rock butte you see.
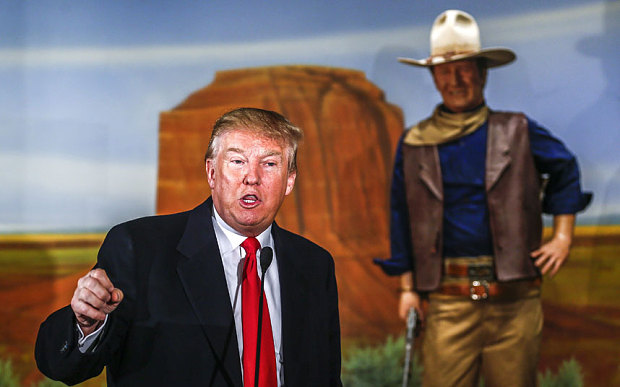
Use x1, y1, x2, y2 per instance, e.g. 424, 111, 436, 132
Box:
157, 65, 404, 341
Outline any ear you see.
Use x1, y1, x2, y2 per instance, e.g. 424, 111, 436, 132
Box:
284, 171, 297, 196
206, 159, 216, 189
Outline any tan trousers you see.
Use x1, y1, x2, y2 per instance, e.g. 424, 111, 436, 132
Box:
421, 287, 542, 387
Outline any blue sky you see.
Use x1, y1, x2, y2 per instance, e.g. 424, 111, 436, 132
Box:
0, 0, 618, 232
0, 1, 597, 46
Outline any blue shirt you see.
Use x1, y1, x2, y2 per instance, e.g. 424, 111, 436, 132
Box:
375, 116, 592, 275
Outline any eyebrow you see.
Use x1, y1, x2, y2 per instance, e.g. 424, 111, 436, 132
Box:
224, 148, 282, 158
225, 147, 244, 155
261, 150, 282, 158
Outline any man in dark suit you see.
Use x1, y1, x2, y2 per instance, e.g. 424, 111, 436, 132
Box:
35, 108, 342, 386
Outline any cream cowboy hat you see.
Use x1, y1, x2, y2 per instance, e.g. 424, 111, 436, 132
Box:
398, 9, 516, 68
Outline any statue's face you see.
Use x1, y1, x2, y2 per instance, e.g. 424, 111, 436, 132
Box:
432, 59, 486, 113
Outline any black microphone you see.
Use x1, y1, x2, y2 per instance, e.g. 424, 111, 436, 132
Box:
259, 247, 273, 277
255, 246, 273, 387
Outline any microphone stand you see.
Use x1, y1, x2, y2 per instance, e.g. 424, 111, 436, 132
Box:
255, 247, 273, 387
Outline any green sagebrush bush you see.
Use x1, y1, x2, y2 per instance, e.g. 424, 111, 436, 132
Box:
538, 358, 584, 387
341, 336, 584, 387
0, 359, 19, 387
0, 358, 66, 387
342, 335, 422, 387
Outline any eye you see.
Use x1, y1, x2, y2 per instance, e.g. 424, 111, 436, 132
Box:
230, 159, 244, 165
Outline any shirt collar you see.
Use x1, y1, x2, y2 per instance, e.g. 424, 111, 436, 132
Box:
212, 205, 273, 253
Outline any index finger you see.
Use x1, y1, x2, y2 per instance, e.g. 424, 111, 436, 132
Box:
89, 268, 115, 292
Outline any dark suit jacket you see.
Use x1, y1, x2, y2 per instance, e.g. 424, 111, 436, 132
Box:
35, 198, 342, 386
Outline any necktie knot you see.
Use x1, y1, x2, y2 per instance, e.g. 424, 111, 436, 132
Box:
241, 237, 261, 257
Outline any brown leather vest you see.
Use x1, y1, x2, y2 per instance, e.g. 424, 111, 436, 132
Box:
402, 112, 542, 291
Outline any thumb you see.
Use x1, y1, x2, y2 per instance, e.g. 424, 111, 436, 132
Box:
110, 288, 124, 305
101, 288, 123, 315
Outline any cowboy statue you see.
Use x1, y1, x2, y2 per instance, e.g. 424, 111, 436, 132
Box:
374, 9, 591, 387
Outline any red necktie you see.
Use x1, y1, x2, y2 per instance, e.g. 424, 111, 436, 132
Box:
241, 237, 277, 387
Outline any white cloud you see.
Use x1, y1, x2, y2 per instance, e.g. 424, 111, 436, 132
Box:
0, 151, 157, 232
0, 151, 155, 197
481, 2, 610, 44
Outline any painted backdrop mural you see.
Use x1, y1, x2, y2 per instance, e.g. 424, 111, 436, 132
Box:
1, 1, 618, 385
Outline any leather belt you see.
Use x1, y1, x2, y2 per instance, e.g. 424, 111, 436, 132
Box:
438, 278, 541, 301
444, 255, 495, 281
444, 264, 495, 280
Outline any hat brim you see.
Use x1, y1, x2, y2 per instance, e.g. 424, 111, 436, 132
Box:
398, 48, 516, 68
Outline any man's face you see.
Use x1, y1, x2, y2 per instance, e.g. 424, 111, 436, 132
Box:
431, 59, 487, 113
206, 129, 296, 237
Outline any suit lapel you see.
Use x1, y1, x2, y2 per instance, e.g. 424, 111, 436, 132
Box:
419, 146, 443, 200
272, 224, 308, 380
485, 115, 512, 191
176, 198, 242, 386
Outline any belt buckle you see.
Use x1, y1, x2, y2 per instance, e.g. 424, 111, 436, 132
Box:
470, 280, 489, 301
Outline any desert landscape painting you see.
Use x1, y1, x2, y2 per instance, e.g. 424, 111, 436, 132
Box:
1, 1, 619, 385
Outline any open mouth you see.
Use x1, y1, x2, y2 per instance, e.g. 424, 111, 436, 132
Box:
240, 194, 260, 208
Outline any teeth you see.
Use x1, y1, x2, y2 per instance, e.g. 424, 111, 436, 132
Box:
242, 195, 257, 204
